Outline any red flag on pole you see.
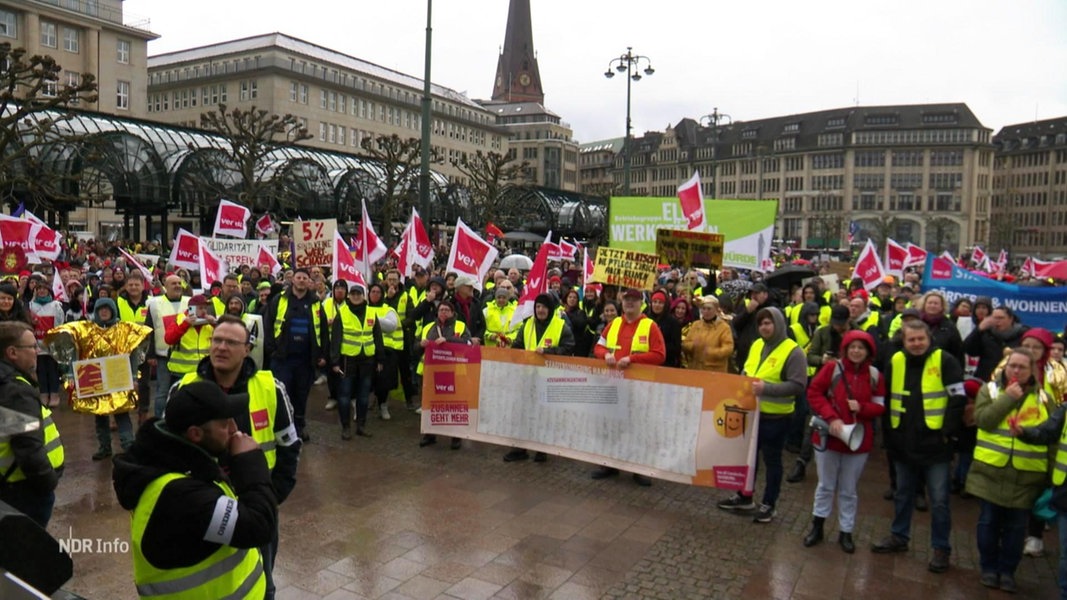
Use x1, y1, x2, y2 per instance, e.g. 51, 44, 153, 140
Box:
257, 246, 281, 275
853, 239, 886, 291
903, 243, 928, 268
212, 199, 251, 238
197, 239, 228, 287
885, 238, 907, 277
446, 218, 499, 291
676, 171, 706, 231
255, 213, 275, 236
332, 230, 365, 288
485, 222, 505, 244
510, 232, 553, 328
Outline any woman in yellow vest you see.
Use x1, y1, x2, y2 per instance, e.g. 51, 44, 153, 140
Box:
967, 348, 1051, 594
328, 284, 384, 440
416, 300, 470, 450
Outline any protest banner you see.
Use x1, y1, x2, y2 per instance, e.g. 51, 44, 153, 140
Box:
73, 355, 134, 398
609, 197, 777, 271
294, 218, 336, 268
202, 238, 279, 269
655, 229, 724, 270
590, 246, 659, 290
421, 345, 759, 491
922, 255, 1067, 331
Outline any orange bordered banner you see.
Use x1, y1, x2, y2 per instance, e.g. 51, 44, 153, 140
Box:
421, 344, 759, 491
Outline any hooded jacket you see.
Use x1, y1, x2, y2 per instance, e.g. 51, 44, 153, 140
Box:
807, 330, 886, 454
646, 293, 682, 368
111, 419, 276, 570
0, 359, 60, 495
882, 340, 967, 465
511, 294, 575, 355
747, 307, 808, 404
964, 317, 1028, 381
92, 297, 120, 327
680, 310, 733, 372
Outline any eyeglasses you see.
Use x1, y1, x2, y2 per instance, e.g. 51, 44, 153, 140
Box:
210, 337, 247, 348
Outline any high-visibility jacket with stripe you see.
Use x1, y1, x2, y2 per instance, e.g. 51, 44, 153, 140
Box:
744, 338, 800, 415
132, 473, 265, 600
178, 371, 279, 470
118, 296, 149, 325
889, 350, 948, 430
522, 315, 566, 351
483, 302, 520, 347
974, 383, 1049, 473
368, 305, 403, 351
338, 305, 376, 357
149, 296, 189, 358
416, 320, 466, 375
1052, 419, 1067, 485
603, 316, 653, 355
168, 314, 213, 375
0, 376, 63, 483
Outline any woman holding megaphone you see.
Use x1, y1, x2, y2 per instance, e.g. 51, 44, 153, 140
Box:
803, 330, 886, 553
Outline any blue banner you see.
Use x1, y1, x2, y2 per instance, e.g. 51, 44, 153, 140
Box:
922, 255, 1067, 331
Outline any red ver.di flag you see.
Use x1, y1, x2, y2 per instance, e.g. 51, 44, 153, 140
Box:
853, 238, 886, 291
257, 246, 281, 275
168, 229, 201, 270
19, 210, 61, 261
354, 199, 387, 281
332, 230, 364, 287
198, 240, 228, 287
676, 171, 706, 231
446, 218, 498, 291
885, 238, 907, 277
0, 214, 40, 260
510, 232, 552, 328
255, 213, 275, 236
212, 199, 251, 238
904, 243, 928, 268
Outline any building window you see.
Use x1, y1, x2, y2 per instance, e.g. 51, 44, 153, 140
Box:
289, 81, 298, 102
116, 80, 130, 110
62, 27, 79, 53
0, 10, 16, 38
320, 90, 327, 109
40, 22, 57, 48
319, 122, 326, 142
300, 84, 308, 104
240, 80, 257, 100
42, 79, 57, 97
117, 39, 131, 64
65, 71, 80, 95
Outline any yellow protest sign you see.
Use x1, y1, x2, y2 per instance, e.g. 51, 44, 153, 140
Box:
591, 247, 659, 290
73, 355, 134, 399
656, 229, 724, 270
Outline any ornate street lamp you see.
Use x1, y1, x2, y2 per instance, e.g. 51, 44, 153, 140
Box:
604, 47, 654, 196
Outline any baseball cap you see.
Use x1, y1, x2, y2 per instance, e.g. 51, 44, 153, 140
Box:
188, 294, 210, 307
621, 289, 643, 301
164, 381, 243, 433
830, 305, 850, 326
900, 308, 921, 320
454, 274, 478, 288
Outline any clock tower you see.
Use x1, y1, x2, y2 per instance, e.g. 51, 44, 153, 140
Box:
490, 0, 544, 104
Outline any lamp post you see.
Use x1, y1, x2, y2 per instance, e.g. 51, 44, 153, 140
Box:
418, 0, 433, 237
604, 47, 654, 197
699, 108, 731, 200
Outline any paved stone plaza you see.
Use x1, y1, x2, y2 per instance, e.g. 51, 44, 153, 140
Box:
47, 384, 1059, 599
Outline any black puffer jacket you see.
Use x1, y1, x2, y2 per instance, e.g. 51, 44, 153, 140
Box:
882, 346, 967, 466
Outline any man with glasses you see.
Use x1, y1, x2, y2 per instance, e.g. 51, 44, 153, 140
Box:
173, 315, 299, 600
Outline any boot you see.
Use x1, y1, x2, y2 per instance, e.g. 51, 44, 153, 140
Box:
803, 517, 824, 547
341, 425, 353, 440
786, 460, 806, 483
355, 418, 372, 437
838, 531, 855, 554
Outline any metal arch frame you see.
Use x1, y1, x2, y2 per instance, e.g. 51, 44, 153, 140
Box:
170, 147, 241, 216
72, 130, 168, 213
270, 157, 334, 218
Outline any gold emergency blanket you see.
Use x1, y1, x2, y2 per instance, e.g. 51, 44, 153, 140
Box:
45, 320, 152, 416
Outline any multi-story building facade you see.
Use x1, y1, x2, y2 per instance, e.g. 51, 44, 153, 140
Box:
991, 117, 1067, 258
579, 138, 623, 196
0, 0, 157, 237
146, 33, 507, 185
605, 104, 994, 254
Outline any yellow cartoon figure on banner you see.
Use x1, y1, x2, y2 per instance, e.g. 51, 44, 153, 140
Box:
714, 400, 750, 439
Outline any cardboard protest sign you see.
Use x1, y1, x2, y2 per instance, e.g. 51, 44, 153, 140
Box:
656, 229, 724, 270
590, 247, 659, 290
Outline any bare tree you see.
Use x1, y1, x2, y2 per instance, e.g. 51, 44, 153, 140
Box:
450, 150, 527, 229
359, 134, 437, 244
0, 43, 100, 216
925, 216, 959, 254
193, 104, 311, 214
863, 212, 902, 252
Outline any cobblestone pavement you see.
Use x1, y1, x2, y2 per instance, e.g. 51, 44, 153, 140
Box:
46, 383, 1060, 599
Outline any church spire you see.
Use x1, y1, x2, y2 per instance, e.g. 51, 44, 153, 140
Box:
491, 0, 544, 104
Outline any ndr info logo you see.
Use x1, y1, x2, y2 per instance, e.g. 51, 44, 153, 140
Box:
57, 527, 130, 554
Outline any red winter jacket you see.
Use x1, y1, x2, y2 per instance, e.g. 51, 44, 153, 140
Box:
807, 329, 886, 454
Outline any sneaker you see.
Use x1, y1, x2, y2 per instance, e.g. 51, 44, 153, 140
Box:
717, 493, 755, 511
870, 534, 909, 553
314, 374, 327, 385
1023, 536, 1044, 557
752, 503, 776, 523
325, 399, 338, 410
414, 407, 422, 415
341, 426, 352, 441
927, 548, 950, 573
379, 405, 391, 421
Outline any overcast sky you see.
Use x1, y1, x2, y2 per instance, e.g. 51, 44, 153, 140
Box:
124, 0, 1067, 143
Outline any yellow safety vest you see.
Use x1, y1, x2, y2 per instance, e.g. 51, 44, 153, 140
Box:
603, 317, 653, 355
789, 323, 817, 377
522, 315, 566, 351
974, 384, 1049, 472
149, 296, 189, 358
168, 316, 213, 375
1051, 420, 1067, 485
483, 302, 520, 347
417, 320, 466, 375
118, 296, 149, 325
132, 473, 265, 600
0, 377, 63, 483
889, 350, 948, 430
271, 294, 322, 350
338, 305, 376, 357
211, 296, 226, 318
743, 338, 800, 415
179, 372, 278, 470
860, 311, 880, 332
368, 305, 403, 351
320, 299, 341, 325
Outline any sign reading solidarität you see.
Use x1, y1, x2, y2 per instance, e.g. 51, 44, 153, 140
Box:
590, 247, 660, 290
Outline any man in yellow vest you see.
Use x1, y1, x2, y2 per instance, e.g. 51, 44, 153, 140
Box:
717, 306, 807, 523
118, 271, 153, 422
329, 282, 384, 439
144, 274, 189, 418
171, 315, 300, 600
264, 268, 322, 441
871, 319, 966, 575
212, 273, 241, 318
0, 321, 63, 527
503, 293, 574, 463
320, 280, 348, 411
591, 288, 666, 486
367, 282, 401, 421
113, 380, 276, 600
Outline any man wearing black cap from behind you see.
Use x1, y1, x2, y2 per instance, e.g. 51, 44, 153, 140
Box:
732, 282, 775, 367
112, 380, 277, 599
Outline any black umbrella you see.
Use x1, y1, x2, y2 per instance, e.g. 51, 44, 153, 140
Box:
763, 264, 818, 290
